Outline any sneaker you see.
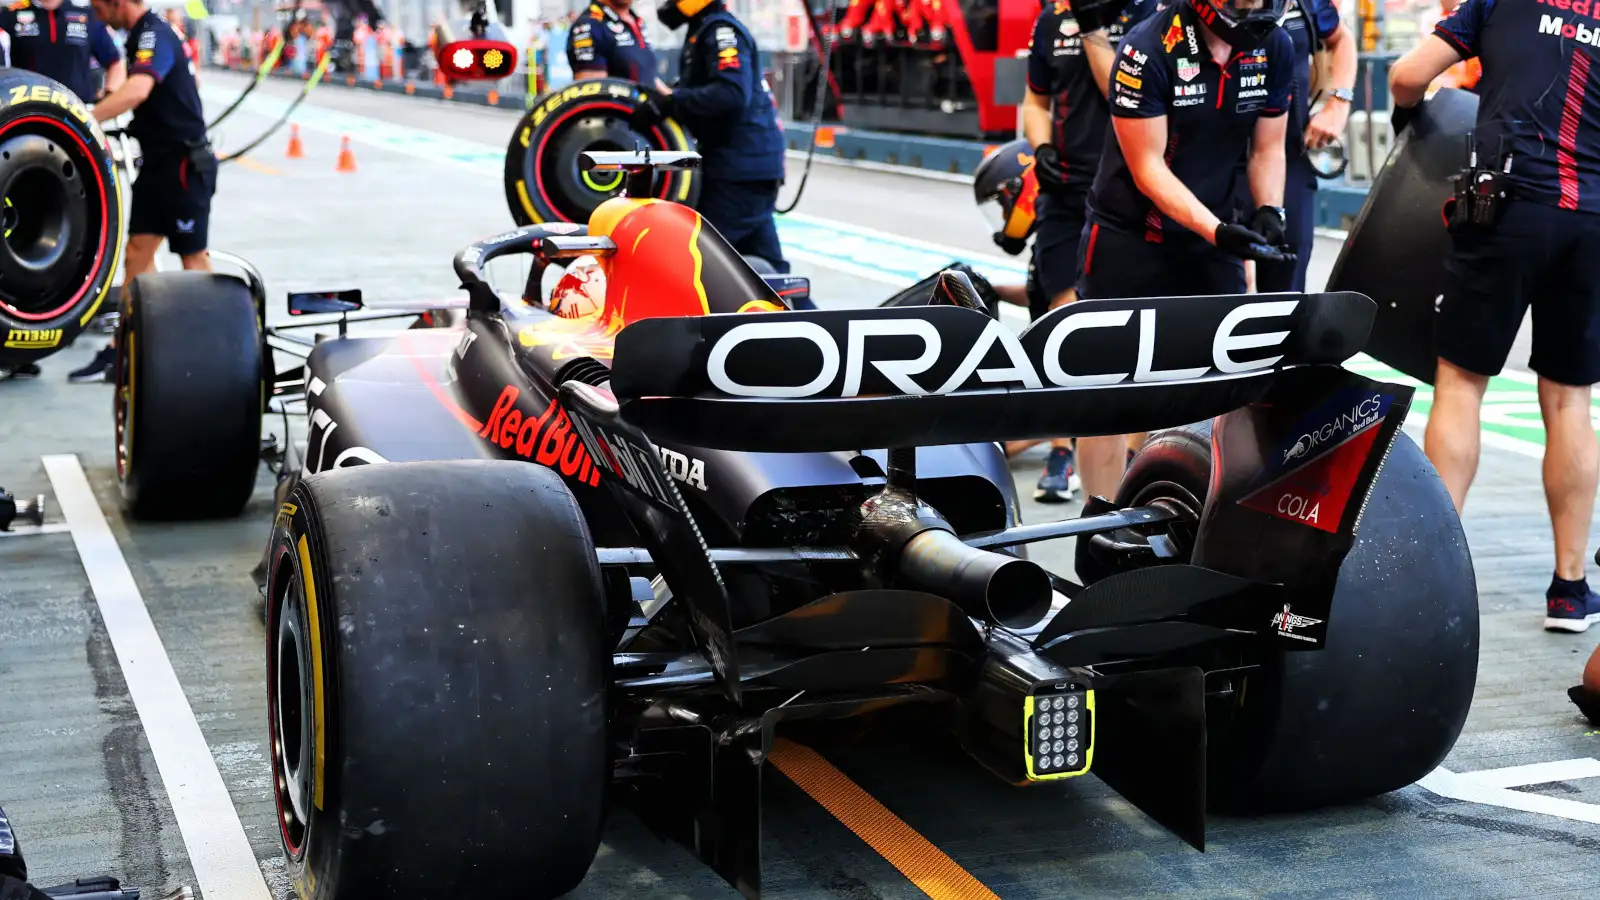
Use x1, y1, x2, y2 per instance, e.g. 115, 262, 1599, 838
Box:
1034, 446, 1078, 503
0, 362, 40, 379
1544, 577, 1600, 633
67, 346, 116, 383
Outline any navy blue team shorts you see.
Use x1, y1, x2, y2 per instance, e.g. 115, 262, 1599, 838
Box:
128, 150, 217, 256
1030, 191, 1089, 317
1441, 200, 1600, 386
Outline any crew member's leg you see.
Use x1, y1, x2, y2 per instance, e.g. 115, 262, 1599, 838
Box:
697, 177, 789, 274
1428, 203, 1540, 509
1529, 205, 1600, 632
1256, 158, 1316, 293
1030, 193, 1087, 502
1075, 221, 1191, 500
167, 152, 217, 272
69, 158, 175, 382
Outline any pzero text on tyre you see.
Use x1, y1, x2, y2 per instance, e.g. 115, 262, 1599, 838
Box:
267, 459, 610, 899
505, 77, 699, 226
1117, 423, 1480, 811
115, 271, 262, 519
0, 68, 126, 369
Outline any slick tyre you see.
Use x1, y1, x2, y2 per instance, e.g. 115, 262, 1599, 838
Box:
505, 78, 698, 226
115, 272, 262, 519
1117, 423, 1479, 811
0, 69, 125, 369
266, 460, 609, 900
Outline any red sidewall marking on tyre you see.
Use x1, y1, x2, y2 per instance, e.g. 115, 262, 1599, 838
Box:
0, 115, 112, 321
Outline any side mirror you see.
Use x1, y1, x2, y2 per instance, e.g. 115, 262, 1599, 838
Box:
288, 289, 364, 316
437, 39, 517, 81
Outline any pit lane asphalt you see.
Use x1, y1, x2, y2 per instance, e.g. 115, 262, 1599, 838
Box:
0, 69, 1597, 900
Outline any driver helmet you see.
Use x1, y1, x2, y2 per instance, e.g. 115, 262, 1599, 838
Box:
973, 139, 1039, 257
1187, 0, 1288, 50
657, 0, 716, 29
548, 256, 607, 320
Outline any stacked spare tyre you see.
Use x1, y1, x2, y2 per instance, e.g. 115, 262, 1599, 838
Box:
0, 69, 126, 370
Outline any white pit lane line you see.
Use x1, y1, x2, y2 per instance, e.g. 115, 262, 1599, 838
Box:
1420, 761, 1600, 826
41, 454, 273, 900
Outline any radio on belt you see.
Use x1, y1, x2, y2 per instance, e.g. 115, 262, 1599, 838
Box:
1446, 130, 1511, 233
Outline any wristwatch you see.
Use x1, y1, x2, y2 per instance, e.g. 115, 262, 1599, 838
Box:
1328, 87, 1354, 104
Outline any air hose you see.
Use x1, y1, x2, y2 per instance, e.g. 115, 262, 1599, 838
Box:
777, 10, 837, 215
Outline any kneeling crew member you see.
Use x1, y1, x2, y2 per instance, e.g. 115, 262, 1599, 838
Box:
636, 0, 788, 273
567, 0, 669, 92
1074, 0, 1294, 498
70, 0, 213, 383
1391, 0, 1600, 633
0, 0, 125, 102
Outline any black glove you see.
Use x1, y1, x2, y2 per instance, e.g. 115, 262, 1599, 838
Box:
1249, 205, 1287, 247
629, 93, 673, 133
1391, 102, 1420, 139
1215, 223, 1297, 264
1032, 144, 1069, 195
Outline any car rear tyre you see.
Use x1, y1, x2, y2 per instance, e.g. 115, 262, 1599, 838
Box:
0, 69, 125, 369
115, 271, 262, 519
266, 460, 609, 899
1116, 422, 1479, 811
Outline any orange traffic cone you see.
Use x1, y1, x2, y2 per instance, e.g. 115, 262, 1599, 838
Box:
286, 123, 304, 158
335, 136, 357, 173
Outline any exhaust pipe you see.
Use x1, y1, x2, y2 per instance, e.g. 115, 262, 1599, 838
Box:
898, 527, 1052, 630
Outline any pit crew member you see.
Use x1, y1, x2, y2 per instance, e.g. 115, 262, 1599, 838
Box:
567, 0, 669, 92
634, 0, 789, 273
1254, 0, 1355, 292
1391, 0, 1600, 632
0, 0, 125, 102
70, 0, 213, 383
1019, 0, 1157, 503
1073, 0, 1293, 502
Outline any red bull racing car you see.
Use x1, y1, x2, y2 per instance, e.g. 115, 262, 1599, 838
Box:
112, 150, 1478, 899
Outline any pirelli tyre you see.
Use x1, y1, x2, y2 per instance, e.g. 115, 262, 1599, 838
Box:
504, 78, 699, 226
1116, 423, 1479, 811
1325, 87, 1479, 384
115, 272, 263, 519
266, 460, 609, 900
0, 68, 125, 369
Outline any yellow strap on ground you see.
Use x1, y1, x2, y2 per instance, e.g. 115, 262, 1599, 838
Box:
767, 738, 1000, 900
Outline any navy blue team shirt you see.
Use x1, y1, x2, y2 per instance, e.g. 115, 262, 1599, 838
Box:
124, 10, 206, 155
671, 4, 785, 182
1026, 0, 1160, 197
1087, 1, 1294, 241
566, 1, 658, 84
1436, 0, 1600, 213
0, 0, 120, 102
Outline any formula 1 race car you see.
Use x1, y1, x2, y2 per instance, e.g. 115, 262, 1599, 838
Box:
113, 150, 1478, 900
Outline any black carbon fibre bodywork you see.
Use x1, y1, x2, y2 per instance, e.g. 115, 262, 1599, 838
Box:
292, 307, 1018, 552
254, 175, 1474, 900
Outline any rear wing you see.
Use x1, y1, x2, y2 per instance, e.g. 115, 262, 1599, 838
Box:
609, 292, 1375, 452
